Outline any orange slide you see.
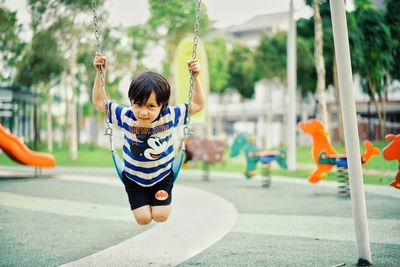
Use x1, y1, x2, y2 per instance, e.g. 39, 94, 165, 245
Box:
0, 123, 56, 167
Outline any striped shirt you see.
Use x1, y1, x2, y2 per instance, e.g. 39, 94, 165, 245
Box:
108, 101, 189, 187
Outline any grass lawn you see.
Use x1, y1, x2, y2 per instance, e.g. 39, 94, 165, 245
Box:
0, 142, 397, 186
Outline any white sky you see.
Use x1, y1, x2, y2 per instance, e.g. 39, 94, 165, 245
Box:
105, 0, 313, 28
4, 0, 314, 39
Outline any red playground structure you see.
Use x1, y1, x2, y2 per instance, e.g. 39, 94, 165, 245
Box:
382, 134, 400, 189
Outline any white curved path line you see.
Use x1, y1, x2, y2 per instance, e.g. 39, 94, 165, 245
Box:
62, 184, 237, 267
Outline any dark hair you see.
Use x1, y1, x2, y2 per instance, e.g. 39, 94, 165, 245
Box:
128, 71, 171, 111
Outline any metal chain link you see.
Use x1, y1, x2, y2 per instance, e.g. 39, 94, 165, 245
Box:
91, 0, 114, 150
183, 0, 201, 137
92, 0, 200, 149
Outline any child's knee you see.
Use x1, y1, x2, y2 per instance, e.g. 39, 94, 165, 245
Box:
151, 205, 171, 222
133, 212, 152, 225
134, 214, 152, 225
152, 213, 169, 222
133, 205, 152, 225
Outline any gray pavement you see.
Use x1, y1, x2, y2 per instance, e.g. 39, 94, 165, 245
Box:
0, 166, 399, 267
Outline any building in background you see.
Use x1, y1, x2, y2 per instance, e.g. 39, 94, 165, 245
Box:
206, 10, 400, 147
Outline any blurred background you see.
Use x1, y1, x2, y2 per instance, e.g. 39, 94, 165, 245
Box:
0, 0, 399, 182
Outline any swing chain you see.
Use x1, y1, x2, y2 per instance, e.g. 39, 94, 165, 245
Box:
91, 1, 101, 53
92, 0, 200, 148
92, 0, 114, 150
184, 0, 201, 137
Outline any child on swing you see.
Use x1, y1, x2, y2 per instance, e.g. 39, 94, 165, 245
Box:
92, 52, 204, 225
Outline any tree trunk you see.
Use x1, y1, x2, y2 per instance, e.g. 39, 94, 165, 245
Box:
368, 80, 384, 140
313, 0, 330, 132
378, 92, 386, 139
62, 74, 69, 148
381, 72, 389, 138
333, 53, 344, 144
47, 86, 53, 152
33, 86, 41, 148
68, 36, 78, 161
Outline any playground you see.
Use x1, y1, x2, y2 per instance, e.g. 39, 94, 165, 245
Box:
1, 0, 400, 266
0, 166, 399, 267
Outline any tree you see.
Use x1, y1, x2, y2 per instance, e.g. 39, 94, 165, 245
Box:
296, 36, 316, 98
205, 38, 229, 93
333, 11, 364, 143
228, 43, 257, 99
15, 29, 64, 87
312, 0, 329, 132
147, 0, 210, 77
25, 0, 111, 160
299, 2, 364, 143
0, 6, 24, 83
127, 25, 155, 73
15, 28, 65, 152
355, 1, 393, 139
254, 32, 287, 82
385, 0, 400, 81
316, 4, 364, 143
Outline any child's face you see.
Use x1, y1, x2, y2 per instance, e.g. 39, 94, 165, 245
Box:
131, 91, 162, 127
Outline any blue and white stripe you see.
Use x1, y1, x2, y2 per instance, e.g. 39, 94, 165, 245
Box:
108, 101, 188, 186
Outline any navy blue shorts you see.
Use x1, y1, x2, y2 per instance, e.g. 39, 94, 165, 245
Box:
122, 172, 174, 210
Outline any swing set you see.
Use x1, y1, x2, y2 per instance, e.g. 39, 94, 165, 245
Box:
91, 0, 202, 182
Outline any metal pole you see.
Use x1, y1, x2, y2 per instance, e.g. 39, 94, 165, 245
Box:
329, 1, 372, 265
287, 0, 297, 171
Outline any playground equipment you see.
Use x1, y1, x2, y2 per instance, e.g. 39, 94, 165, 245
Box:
230, 132, 287, 187
382, 134, 400, 189
185, 136, 225, 180
299, 119, 380, 197
91, 0, 202, 182
0, 123, 56, 175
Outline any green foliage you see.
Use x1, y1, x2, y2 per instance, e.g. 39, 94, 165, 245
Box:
354, 0, 374, 10
385, 0, 400, 80
205, 38, 229, 93
28, 0, 104, 31
297, 17, 314, 39
60, 0, 104, 9
127, 25, 154, 63
297, 37, 316, 97
305, 0, 329, 7
254, 32, 287, 82
76, 28, 128, 104
296, 3, 365, 95
346, 11, 365, 74
303, 1, 335, 88
15, 29, 64, 87
296, 18, 317, 98
147, 0, 211, 77
0, 6, 24, 82
228, 43, 256, 99
356, 7, 393, 95
148, 0, 210, 37
27, 0, 48, 32
76, 42, 98, 117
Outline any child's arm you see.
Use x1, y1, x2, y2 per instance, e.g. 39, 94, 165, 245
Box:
187, 59, 205, 116
92, 52, 108, 113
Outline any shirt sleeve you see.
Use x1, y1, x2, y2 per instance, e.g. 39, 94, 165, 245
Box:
107, 101, 130, 128
171, 103, 189, 128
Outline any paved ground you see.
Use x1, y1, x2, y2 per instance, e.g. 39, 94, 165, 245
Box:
0, 166, 399, 267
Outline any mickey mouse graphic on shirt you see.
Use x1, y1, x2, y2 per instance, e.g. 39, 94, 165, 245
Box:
130, 133, 169, 160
